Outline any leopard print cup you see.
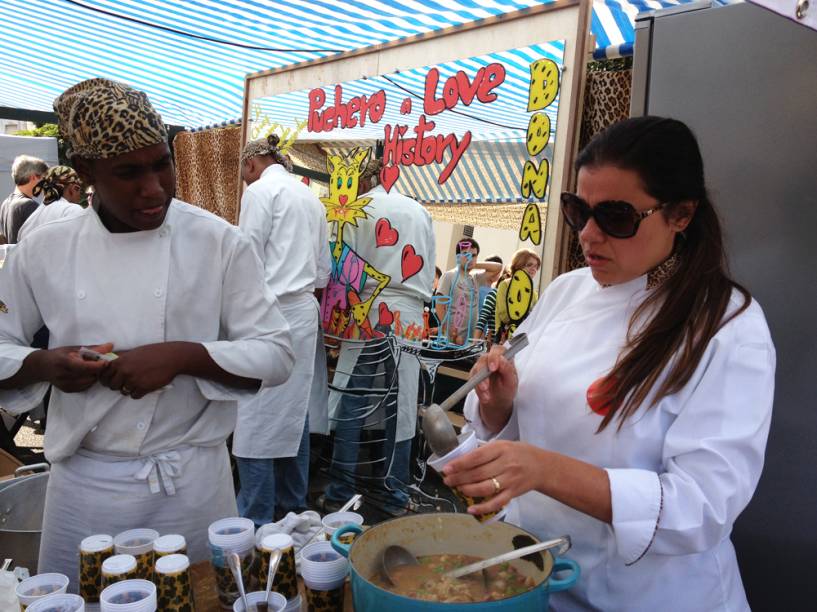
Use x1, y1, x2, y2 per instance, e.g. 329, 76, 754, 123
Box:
258, 538, 298, 600
453, 489, 504, 523
155, 554, 193, 612
101, 554, 139, 589
114, 529, 159, 581
153, 534, 187, 558
304, 584, 345, 612
79, 534, 114, 603
211, 547, 255, 609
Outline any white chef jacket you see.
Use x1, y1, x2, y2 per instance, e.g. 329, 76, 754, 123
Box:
0, 199, 295, 463
17, 197, 86, 242
233, 163, 330, 458
329, 185, 435, 442
464, 267, 775, 612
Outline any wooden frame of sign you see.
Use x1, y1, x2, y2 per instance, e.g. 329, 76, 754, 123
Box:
240, 0, 592, 286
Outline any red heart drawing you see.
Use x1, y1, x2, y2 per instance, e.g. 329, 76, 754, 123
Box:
380, 164, 400, 192
401, 244, 424, 282
378, 302, 394, 326
375, 218, 399, 247
338, 194, 348, 205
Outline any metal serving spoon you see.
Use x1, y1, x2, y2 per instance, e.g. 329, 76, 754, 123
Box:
380, 545, 420, 586
422, 332, 529, 457
228, 552, 251, 612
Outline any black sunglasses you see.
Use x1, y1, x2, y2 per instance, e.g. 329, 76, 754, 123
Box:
560, 192, 666, 239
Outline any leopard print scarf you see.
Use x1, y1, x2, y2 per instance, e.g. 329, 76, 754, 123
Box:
32, 165, 80, 204
54, 78, 168, 160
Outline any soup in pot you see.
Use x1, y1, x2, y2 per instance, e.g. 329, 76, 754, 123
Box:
371, 554, 535, 603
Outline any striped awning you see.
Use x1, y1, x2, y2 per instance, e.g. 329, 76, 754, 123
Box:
0, 0, 696, 129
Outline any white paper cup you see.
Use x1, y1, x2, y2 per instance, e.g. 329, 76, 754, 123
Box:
321, 512, 364, 536
16, 573, 70, 609
99, 580, 156, 612
114, 530, 158, 581
282, 594, 301, 612
427, 431, 507, 524
231, 591, 287, 612
152, 534, 186, 557
25, 593, 85, 612
208, 517, 255, 551
299, 541, 348, 589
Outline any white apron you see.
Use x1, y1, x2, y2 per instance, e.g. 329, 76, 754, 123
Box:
328, 295, 422, 443
233, 295, 319, 458
38, 443, 237, 590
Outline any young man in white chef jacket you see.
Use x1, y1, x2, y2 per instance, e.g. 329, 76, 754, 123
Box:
233, 134, 331, 526
0, 79, 295, 585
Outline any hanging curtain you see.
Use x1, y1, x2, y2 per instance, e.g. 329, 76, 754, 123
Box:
174, 126, 242, 224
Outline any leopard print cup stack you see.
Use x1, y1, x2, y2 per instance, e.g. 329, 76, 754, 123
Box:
208, 517, 257, 609
79, 534, 114, 603
101, 554, 139, 589
258, 534, 298, 600
114, 529, 159, 581
155, 554, 193, 612
304, 584, 345, 612
153, 534, 187, 558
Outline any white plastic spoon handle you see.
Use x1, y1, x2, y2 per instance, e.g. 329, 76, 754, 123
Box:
445, 535, 570, 580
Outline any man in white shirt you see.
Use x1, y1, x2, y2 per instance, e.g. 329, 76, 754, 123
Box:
320, 158, 435, 514
233, 134, 331, 526
0, 79, 294, 583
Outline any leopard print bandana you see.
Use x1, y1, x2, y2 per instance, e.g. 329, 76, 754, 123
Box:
54, 78, 168, 160
241, 133, 288, 165
646, 250, 681, 290
32, 165, 80, 204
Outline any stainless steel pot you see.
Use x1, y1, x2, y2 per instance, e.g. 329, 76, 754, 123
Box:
0, 463, 49, 572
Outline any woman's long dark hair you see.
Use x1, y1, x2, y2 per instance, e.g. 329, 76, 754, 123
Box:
575, 117, 751, 431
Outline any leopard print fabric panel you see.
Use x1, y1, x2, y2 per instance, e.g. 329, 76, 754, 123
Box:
567, 66, 633, 273
54, 78, 168, 160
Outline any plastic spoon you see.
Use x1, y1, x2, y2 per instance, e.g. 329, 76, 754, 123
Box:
445, 535, 571, 580
422, 332, 529, 456
256, 549, 282, 612
228, 552, 251, 612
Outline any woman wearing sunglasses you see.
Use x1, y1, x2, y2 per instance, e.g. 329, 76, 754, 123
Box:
443, 117, 775, 611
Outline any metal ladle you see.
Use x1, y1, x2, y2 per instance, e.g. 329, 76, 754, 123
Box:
422, 332, 529, 457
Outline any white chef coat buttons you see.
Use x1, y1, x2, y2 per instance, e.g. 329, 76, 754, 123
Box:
77, 290, 86, 300
154, 289, 163, 298
136, 422, 146, 431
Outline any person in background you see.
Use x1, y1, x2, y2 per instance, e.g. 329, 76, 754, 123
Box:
233, 133, 330, 526
475, 255, 503, 310
444, 117, 775, 611
436, 238, 502, 345
494, 248, 541, 342
320, 157, 435, 515
474, 266, 510, 344
0, 79, 294, 585
0, 155, 48, 244
18, 166, 85, 241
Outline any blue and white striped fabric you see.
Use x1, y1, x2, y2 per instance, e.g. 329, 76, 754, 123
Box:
0, 0, 695, 128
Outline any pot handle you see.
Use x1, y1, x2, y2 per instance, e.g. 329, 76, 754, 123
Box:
546, 557, 580, 593
14, 463, 49, 476
330, 524, 363, 558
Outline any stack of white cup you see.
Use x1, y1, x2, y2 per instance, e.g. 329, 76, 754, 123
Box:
321, 512, 364, 544
99, 579, 156, 612
15, 573, 70, 610
300, 540, 349, 606
208, 517, 257, 607
26, 593, 85, 612
231, 591, 287, 612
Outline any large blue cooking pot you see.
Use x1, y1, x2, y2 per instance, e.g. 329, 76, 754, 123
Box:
331, 513, 579, 611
